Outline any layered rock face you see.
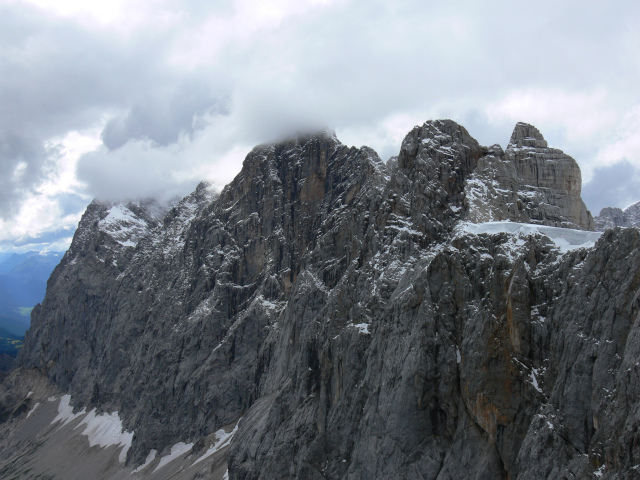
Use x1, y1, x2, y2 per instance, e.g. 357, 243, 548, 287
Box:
595, 201, 640, 230
465, 122, 594, 229
10, 120, 640, 479
19, 131, 389, 463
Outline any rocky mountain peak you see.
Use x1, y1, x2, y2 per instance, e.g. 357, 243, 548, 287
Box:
594, 200, 640, 231
11, 118, 638, 480
398, 119, 480, 170
462, 122, 594, 230
507, 122, 548, 149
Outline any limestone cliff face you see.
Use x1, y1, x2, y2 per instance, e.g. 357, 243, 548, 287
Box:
465, 122, 594, 230
11, 120, 640, 479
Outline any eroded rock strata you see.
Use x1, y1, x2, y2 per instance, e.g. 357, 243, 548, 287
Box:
5, 120, 640, 479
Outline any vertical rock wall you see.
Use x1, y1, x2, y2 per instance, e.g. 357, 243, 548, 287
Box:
15, 120, 640, 479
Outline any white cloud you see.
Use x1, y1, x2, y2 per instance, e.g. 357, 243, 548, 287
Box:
595, 104, 640, 167
1, 0, 640, 250
10, 0, 185, 33
168, 0, 347, 69
485, 89, 640, 183
0, 128, 98, 250
76, 111, 252, 202
41, 129, 102, 195
486, 88, 617, 142
337, 111, 433, 161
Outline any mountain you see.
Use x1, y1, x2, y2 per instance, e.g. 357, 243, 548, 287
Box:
0, 251, 63, 336
594, 201, 640, 231
2, 120, 639, 479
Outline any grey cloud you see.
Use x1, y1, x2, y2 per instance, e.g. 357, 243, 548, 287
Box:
0, 132, 52, 218
0, 3, 233, 144
101, 77, 230, 150
76, 142, 200, 203
0, 2, 229, 214
582, 161, 640, 215
1, 0, 639, 246
0, 4, 162, 137
13, 225, 75, 248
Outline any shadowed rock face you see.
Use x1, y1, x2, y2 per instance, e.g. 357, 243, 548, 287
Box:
11, 120, 640, 479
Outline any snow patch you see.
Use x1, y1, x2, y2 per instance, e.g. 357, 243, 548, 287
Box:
51, 395, 134, 463
529, 368, 542, 393
352, 323, 370, 335
193, 423, 239, 466
52, 394, 86, 427
77, 409, 134, 463
99, 204, 154, 248
153, 442, 194, 473
254, 295, 285, 313
26, 402, 40, 419
456, 221, 601, 253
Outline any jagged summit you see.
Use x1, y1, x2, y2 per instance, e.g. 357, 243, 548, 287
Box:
508, 122, 548, 149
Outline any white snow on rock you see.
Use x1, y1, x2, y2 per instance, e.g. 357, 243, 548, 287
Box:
99, 204, 150, 247
456, 221, 601, 253
98, 200, 170, 248
352, 323, 371, 335
77, 408, 134, 463
52, 394, 86, 427
51, 395, 134, 463
26, 402, 41, 419
153, 441, 194, 473
529, 368, 542, 393
193, 423, 240, 466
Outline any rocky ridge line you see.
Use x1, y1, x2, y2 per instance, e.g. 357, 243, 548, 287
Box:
6, 120, 640, 479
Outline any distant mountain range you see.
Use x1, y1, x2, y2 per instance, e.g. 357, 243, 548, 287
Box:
0, 251, 62, 337
594, 201, 640, 230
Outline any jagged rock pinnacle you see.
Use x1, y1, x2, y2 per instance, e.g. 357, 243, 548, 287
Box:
508, 122, 549, 149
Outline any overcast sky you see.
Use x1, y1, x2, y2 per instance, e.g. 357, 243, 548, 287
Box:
1, 0, 639, 252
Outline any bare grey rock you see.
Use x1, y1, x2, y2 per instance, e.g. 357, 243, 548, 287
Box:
465, 122, 594, 230
595, 201, 640, 231
8, 120, 640, 480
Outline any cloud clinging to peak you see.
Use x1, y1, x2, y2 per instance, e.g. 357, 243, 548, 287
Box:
1, 0, 639, 249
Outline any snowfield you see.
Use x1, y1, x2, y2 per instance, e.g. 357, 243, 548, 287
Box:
456, 221, 602, 253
